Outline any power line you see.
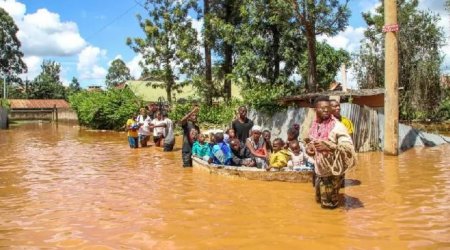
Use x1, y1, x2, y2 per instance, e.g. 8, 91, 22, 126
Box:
85, 1, 143, 42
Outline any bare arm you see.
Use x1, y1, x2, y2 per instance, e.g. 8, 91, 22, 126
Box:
245, 140, 266, 158
179, 106, 199, 125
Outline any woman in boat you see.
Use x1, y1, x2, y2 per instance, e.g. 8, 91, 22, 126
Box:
245, 125, 268, 169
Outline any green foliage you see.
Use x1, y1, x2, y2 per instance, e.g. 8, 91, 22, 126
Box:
69, 88, 142, 130
437, 89, 450, 120
354, 0, 445, 120
241, 82, 298, 114
299, 41, 350, 90
105, 58, 133, 88
0, 7, 27, 77
169, 98, 242, 127
0, 98, 9, 109
291, 0, 350, 92
127, 0, 201, 103
67, 77, 82, 96
28, 60, 66, 99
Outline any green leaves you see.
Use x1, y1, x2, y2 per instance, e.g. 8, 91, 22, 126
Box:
69, 88, 142, 130
105, 58, 133, 88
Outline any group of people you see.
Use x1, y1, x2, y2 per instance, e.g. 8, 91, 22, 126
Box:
180, 98, 355, 209
125, 103, 175, 151
126, 97, 356, 209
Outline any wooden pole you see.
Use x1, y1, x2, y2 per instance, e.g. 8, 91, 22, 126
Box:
384, 0, 399, 155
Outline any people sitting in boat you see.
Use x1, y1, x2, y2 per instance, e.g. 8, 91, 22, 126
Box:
245, 125, 268, 169
306, 96, 356, 209
229, 138, 255, 167
287, 140, 312, 171
208, 132, 216, 150
267, 138, 290, 171
192, 134, 211, 161
263, 129, 272, 153
208, 132, 233, 165
224, 128, 236, 144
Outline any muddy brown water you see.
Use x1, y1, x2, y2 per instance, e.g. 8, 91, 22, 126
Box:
0, 123, 449, 249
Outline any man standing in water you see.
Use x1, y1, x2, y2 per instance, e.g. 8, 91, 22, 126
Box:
306, 96, 356, 209
180, 106, 200, 167
232, 106, 254, 143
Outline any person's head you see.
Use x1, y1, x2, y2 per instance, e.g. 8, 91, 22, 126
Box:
238, 106, 248, 119
155, 111, 162, 120
189, 112, 198, 123
230, 138, 241, 151
263, 130, 271, 142
150, 103, 158, 112
209, 132, 216, 143
226, 128, 236, 138
329, 99, 341, 119
289, 140, 301, 154
198, 133, 206, 143
161, 111, 169, 118
251, 125, 262, 140
214, 132, 224, 143
189, 128, 198, 141
314, 96, 331, 121
272, 138, 284, 152
287, 127, 299, 142
139, 108, 147, 116
131, 113, 138, 119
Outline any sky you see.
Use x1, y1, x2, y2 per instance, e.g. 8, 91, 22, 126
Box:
0, 0, 449, 89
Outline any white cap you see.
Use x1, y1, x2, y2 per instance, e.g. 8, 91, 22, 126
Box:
251, 125, 262, 132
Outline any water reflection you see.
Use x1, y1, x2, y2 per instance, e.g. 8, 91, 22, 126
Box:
0, 123, 449, 248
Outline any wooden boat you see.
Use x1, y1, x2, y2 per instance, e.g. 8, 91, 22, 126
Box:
192, 157, 313, 183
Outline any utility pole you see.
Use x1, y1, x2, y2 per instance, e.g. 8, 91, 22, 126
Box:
383, 0, 399, 155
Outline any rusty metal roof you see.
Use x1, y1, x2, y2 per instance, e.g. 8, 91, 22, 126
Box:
9, 99, 70, 109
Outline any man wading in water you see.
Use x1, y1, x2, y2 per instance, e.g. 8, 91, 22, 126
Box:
305, 96, 356, 209
180, 106, 200, 167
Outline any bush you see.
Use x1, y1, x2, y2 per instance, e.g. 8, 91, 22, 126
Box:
69, 88, 142, 130
169, 99, 242, 128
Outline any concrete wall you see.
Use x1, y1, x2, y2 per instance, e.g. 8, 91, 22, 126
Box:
8, 108, 78, 123
0, 107, 7, 129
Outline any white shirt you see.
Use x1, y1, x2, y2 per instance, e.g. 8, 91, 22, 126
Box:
152, 118, 167, 137
137, 115, 151, 136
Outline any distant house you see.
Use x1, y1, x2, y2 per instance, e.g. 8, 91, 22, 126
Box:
87, 85, 102, 92
123, 80, 243, 102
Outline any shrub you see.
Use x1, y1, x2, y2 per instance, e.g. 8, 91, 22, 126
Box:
69, 88, 142, 130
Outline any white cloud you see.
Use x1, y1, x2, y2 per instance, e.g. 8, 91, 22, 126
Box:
318, 26, 365, 53
20, 56, 43, 80
0, 0, 26, 21
18, 8, 87, 56
77, 46, 107, 82
126, 54, 143, 79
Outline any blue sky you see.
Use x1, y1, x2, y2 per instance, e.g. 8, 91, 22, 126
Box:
1, 0, 449, 88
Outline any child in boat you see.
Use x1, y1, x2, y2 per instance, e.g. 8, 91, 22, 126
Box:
224, 128, 236, 144
126, 113, 140, 149
229, 138, 255, 167
192, 134, 211, 161
287, 140, 313, 171
245, 125, 268, 169
208, 132, 216, 150
208, 132, 233, 165
267, 138, 290, 171
263, 129, 272, 153
285, 126, 300, 149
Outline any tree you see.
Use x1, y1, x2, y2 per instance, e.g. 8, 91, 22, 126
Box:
29, 60, 66, 99
0, 7, 27, 79
105, 58, 133, 88
299, 41, 350, 90
67, 76, 82, 96
203, 0, 213, 105
290, 0, 350, 92
127, 0, 201, 103
354, 0, 445, 120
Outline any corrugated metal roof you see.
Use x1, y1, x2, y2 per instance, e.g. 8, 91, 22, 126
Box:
281, 88, 385, 102
9, 99, 70, 109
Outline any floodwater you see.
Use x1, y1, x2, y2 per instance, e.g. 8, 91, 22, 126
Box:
0, 123, 449, 249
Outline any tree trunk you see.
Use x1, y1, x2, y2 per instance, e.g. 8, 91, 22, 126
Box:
223, 0, 233, 101
272, 25, 280, 84
204, 0, 213, 106
305, 25, 317, 92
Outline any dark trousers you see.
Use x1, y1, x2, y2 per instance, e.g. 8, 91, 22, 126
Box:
182, 152, 192, 167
